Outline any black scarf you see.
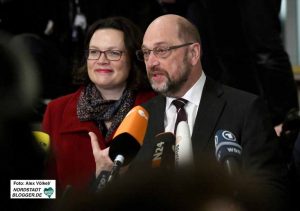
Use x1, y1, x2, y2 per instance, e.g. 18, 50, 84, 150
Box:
77, 83, 136, 142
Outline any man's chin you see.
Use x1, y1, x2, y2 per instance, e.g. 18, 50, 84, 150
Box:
151, 84, 168, 94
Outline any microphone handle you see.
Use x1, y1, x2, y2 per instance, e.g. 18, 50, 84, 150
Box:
224, 157, 240, 177
95, 170, 111, 192
108, 155, 125, 183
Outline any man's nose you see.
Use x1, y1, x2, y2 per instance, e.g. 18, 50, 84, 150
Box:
146, 52, 159, 68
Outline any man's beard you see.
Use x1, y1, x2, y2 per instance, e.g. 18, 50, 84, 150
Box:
148, 57, 192, 97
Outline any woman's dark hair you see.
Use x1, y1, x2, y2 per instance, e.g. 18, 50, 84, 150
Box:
73, 16, 150, 90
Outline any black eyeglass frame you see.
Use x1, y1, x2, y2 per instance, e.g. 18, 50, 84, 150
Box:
85, 49, 125, 61
136, 42, 194, 61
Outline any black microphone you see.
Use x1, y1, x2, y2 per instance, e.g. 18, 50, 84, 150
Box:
94, 170, 111, 192
152, 132, 176, 170
94, 156, 124, 192
94, 106, 148, 192
214, 129, 242, 176
108, 154, 125, 182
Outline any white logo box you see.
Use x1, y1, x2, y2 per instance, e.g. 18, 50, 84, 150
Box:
10, 180, 56, 199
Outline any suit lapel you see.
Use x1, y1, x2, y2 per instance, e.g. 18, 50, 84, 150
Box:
145, 95, 166, 138
191, 77, 226, 156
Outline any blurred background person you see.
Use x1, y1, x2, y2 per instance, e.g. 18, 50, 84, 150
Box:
184, 0, 299, 134
0, 31, 47, 210
0, 0, 78, 123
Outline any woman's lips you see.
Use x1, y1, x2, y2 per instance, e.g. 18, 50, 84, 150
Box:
95, 68, 113, 73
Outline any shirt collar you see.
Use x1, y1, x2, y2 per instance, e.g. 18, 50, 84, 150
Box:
166, 72, 206, 109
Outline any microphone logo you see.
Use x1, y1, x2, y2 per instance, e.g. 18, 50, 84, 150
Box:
215, 129, 242, 176
126, 108, 148, 120
215, 130, 242, 162
151, 132, 176, 169
222, 130, 236, 141
152, 141, 164, 168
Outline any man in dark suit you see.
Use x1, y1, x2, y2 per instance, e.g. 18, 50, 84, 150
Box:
132, 14, 289, 211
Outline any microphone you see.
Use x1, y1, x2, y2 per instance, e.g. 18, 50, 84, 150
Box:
94, 106, 148, 192
32, 131, 50, 152
94, 157, 124, 192
214, 129, 242, 176
106, 105, 148, 184
152, 132, 176, 170
108, 154, 125, 182
109, 105, 149, 165
175, 121, 193, 168
94, 170, 111, 192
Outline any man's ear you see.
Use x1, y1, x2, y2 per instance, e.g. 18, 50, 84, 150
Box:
190, 43, 201, 66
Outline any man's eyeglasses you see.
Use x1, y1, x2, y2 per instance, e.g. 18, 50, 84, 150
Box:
136, 42, 194, 61
86, 49, 124, 61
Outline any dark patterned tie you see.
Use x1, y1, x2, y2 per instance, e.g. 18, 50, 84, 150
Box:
172, 98, 188, 134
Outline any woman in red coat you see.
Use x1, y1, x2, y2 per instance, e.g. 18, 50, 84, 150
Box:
42, 17, 155, 193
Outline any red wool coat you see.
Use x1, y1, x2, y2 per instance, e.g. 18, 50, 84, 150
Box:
42, 87, 155, 191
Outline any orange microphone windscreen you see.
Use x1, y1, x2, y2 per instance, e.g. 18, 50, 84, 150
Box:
109, 105, 149, 164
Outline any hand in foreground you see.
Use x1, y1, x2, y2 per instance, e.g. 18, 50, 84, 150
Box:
89, 132, 113, 177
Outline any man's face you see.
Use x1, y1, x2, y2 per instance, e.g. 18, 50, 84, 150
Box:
142, 19, 193, 97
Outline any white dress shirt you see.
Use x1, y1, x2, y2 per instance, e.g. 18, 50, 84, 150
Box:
164, 72, 206, 135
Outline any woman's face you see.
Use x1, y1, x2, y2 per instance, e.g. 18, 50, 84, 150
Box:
87, 28, 130, 91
